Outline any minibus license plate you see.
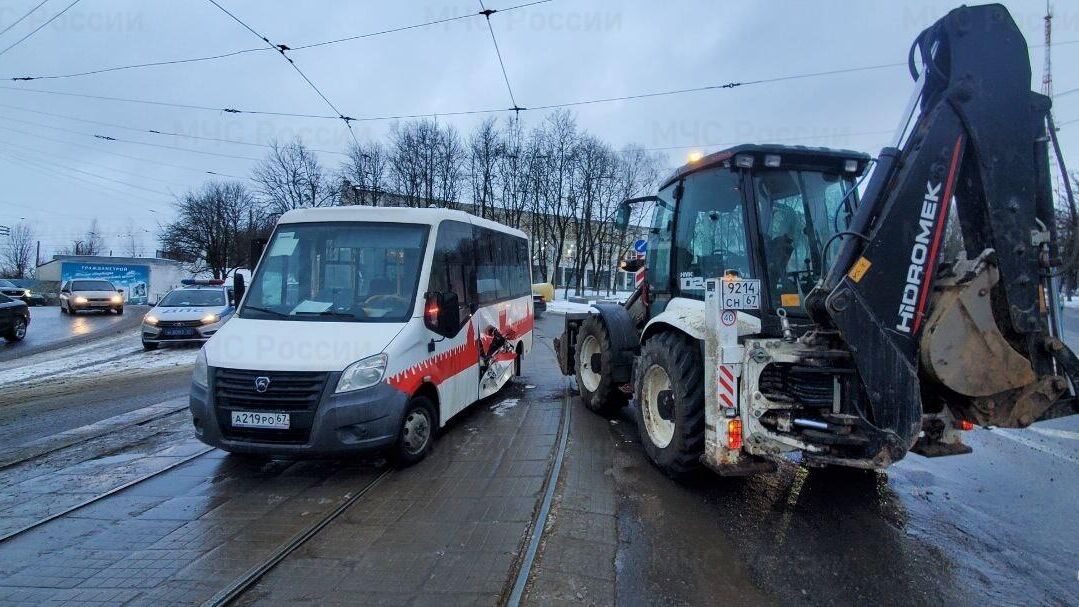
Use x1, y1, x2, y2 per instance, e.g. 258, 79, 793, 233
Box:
231, 411, 290, 429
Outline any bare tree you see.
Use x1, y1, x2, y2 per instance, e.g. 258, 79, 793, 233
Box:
2, 223, 35, 278
253, 138, 335, 214
60, 219, 105, 256
159, 181, 269, 279
469, 117, 501, 218
388, 119, 465, 209
536, 111, 580, 292
340, 140, 389, 206
122, 218, 145, 257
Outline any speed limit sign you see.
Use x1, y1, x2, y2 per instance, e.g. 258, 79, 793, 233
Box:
721, 310, 736, 326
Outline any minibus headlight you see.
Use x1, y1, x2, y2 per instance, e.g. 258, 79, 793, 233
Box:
193, 349, 209, 388
336, 353, 388, 393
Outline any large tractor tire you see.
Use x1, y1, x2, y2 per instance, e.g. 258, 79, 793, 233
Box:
634, 331, 705, 479
575, 316, 629, 415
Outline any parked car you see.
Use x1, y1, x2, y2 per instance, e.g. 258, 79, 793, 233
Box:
9, 279, 48, 306
0, 279, 38, 305
0, 294, 29, 342
59, 279, 124, 314
141, 280, 235, 350
533, 293, 547, 319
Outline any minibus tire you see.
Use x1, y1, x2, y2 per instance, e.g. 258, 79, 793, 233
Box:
392, 396, 436, 467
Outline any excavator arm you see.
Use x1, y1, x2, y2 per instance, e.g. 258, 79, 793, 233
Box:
806, 3, 1079, 460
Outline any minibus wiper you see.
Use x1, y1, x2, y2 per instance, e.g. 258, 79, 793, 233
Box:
242, 305, 289, 319
293, 310, 356, 319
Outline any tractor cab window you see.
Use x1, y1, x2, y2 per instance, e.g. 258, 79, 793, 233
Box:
647, 185, 676, 293
674, 169, 750, 299
754, 169, 856, 312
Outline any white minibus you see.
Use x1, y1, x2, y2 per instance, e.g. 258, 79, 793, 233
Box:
189, 207, 534, 464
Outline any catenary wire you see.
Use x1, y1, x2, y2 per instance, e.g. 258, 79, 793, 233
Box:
3, 0, 554, 81
0, 0, 81, 58
0, 0, 49, 39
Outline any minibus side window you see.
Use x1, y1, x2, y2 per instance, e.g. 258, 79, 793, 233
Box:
428, 220, 476, 326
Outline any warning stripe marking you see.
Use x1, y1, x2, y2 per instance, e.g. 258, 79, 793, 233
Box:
720, 366, 734, 382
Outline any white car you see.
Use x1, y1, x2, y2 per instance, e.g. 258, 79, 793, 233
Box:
59, 279, 124, 314
142, 281, 235, 350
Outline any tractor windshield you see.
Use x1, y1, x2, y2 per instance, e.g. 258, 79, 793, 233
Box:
754, 169, 857, 313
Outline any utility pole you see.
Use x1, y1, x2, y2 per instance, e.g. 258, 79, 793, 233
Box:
35, 240, 40, 267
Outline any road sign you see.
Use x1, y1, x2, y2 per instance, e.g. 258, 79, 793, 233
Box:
633, 239, 647, 254
720, 278, 761, 310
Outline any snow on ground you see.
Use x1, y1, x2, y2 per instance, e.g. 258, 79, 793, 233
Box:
0, 331, 197, 387
546, 300, 596, 315
490, 398, 521, 416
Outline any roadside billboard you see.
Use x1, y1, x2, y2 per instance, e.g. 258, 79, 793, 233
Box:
60, 262, 151, 305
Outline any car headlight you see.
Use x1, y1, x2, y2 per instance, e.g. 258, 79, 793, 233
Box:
23, 289, 31, 297
335, 353, 387, 393
110, 295, 123, 303
144, 315, 159, 325
193, 349, 209, 388
200, 313, 220, 325
74, 296, 88, 304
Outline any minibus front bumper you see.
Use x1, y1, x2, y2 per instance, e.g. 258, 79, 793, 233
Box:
189, 368, 407, 456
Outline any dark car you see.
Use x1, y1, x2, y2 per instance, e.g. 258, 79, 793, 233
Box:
0, 294, 30, 342
532, 293, 547, 319
8, 279, 47, 306
0, 279, 34, 305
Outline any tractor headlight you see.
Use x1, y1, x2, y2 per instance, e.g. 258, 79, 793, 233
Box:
335, 353, 387, 393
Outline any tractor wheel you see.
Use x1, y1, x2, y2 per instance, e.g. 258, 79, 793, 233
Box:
575, 316, 628, 415
634, 331, 705, 479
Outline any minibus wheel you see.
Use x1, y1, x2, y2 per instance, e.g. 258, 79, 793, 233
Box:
393, 396, 436, 466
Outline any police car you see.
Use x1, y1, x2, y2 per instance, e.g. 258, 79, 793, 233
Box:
141, 280, 235, 350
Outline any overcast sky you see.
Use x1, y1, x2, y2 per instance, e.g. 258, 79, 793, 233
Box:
0, 0, 1076, 259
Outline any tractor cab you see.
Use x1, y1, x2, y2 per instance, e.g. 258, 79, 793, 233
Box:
628, 144, 871, 335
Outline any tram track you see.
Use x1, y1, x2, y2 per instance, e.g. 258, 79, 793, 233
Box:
0, 444, 217, 543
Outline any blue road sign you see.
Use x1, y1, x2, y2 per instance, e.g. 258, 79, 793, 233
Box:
633, 239, 648, 253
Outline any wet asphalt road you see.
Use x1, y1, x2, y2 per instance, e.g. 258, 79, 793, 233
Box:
0, 305, 149, 363
0, 315, 1075, 604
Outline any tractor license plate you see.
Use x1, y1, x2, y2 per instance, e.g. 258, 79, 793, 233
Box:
721, 279, 761, 310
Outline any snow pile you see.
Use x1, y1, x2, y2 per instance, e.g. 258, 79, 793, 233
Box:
0, 332, 197, 387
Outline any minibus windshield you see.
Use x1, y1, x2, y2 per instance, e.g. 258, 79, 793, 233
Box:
240, 221, 429, 322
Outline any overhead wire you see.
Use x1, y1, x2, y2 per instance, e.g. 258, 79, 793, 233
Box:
0, 0, 81, 58
0, 0, 49, 38
0, 100, 348, 156
0, 113, 263, 161
0, 123, 252, 179
477, 0, 522, 113
205, 0, 359, 144
3, 0, 554, 81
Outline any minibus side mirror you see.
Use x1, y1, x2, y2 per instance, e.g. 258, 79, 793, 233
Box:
424, 291, 460, 337
233, 274, 246, 307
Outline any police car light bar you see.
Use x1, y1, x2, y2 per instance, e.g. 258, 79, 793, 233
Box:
181, 279, 225, 286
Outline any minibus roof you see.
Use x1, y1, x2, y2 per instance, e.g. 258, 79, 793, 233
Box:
277, 206, 527, 240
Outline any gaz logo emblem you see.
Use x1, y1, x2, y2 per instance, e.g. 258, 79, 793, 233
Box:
254, 376, 271, 393
721, 310, 737, 326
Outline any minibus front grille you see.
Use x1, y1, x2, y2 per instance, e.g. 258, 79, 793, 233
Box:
213, 368, 330, 444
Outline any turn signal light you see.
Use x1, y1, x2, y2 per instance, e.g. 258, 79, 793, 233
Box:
955, 419, 975, 431
727, 419, 743, 450
424, 296, 440, 325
